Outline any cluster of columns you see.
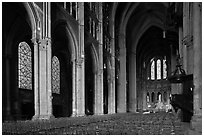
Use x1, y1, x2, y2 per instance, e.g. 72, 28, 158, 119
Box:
32, 2, 54, 120
94, 2, 103, 115
31, 2, 118, 120
177, 2, 202, 133
191, 2, 202, 132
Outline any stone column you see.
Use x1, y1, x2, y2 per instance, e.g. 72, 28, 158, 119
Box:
183, 3, 189, 72
117, 43, 127, 113
108, 65, 115, 114
128, 53, 137, 112
75, 59, 85, 116
35, 38, 54, 120
75, 2, 85, 117
191, 2, 202, 134
72, 60, 77, 116
179, 27, 183, 61
33, 2, 54, 120
32, 39, 40, 119
94, 3, 103, 115
108, 19, 115, 114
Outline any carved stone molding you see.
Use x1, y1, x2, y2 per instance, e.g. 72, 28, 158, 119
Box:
38, 38, 51, 51
182, 35, 193, 47
76, 57, 84, 67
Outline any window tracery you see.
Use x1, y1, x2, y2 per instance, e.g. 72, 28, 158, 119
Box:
149, 57, 167, 81
157, 59, 161, 80
52, 56, 60, 94
18, 42, 32, 90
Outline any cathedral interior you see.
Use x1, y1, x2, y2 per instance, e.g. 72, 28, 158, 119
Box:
2, 2, 202, 134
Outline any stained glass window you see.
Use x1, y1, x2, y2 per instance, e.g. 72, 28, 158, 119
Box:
157, 59, 161, 80
18, 42, 32, 90
150, 59, 155, 80
163, 59, 167, 79
52, 56, 60, 94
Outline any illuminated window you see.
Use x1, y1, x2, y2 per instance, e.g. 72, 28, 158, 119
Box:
157, 59, 161, 80
18, 42, 32, 90
150, 59, 155, 80
163, 59, 167, 79
157, 92, 162, 102
52, 56, 60, 94
149, 57, 167, 80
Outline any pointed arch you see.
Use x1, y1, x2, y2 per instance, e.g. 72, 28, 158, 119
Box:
23, 2, 41, 39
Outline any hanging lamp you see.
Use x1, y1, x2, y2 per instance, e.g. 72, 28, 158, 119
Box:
168, 51, 186, 83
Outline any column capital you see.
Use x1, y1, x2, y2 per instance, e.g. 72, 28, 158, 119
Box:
31, 37, 38, 44
38, 38, 51, 51
75, 57, 84, 67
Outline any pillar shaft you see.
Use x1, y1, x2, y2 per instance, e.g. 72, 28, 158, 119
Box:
108, 19, 115, 114
191, 3, 202, 133
32, 2, 53, 120
32, 39, 39, 119
183, 3, 189, 72
192, 2, 202, 116
72, 60, 77, 116
95, 3, 103, 115
74, 2, 85, 117
36, 38, 53, 119
76, 60, 85, 116
108, 67, 116, 114
128, 54, 137, 112
117, 43, 127, 113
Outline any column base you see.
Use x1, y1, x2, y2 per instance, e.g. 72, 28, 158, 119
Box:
117, 109, 127, 113
94, 113, 104, 116
71, 113, 85, 117
32, 114, 55, 121
188, 114, 202, 135
108, 112, 115, 115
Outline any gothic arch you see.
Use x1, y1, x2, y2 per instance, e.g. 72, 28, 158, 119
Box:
23, 2, 41, 39
90, 44, 100, 74
52, 20, 78, 62
2, 2, 39, 121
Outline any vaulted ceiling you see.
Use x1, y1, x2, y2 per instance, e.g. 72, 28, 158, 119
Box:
115, 2, 178, 65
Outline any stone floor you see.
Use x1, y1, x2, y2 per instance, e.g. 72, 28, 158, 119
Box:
2, 112, 192, 135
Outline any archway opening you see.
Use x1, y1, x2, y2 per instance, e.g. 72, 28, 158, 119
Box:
3, 3, 34, 121
85, 45, 95, 115
52, 24, 73, 118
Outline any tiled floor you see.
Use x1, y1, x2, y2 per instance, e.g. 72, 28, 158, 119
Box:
2, 112, 191, 135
